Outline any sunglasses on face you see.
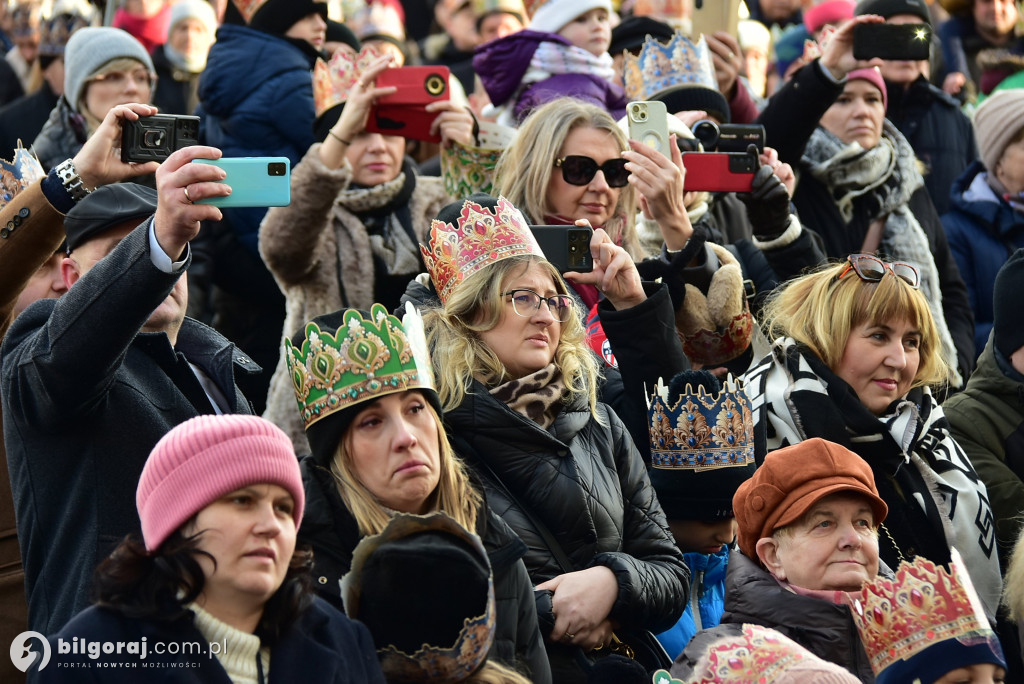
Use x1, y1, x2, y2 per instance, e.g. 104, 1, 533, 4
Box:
502, 289, 575, 322
838, 253, 920, 289
554, 155, 630, 188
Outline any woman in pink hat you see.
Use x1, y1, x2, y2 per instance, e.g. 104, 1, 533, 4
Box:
38, 414, 384, 683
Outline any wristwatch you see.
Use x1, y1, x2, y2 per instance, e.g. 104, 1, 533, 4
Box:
54, 159, 92, 202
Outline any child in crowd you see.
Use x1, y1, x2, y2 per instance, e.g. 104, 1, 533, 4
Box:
646, 370, 757, 660
473, 0, 626, 125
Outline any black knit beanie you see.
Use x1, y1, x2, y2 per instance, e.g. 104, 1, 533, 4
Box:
993, 249, 1024, 358
249, 0, 329, 36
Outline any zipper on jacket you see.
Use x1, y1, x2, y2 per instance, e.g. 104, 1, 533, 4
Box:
690, 569, 705, 632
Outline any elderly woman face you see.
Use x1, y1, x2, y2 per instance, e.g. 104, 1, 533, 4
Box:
835, 317, 921, 416
169, 17, 215, 63
345, 390, 441, 514
546, 125, 624, 228
758, 492, 880, 592
477, 260, 566, 380
189, 484, 298, 607
994, 132, 1024, 197
819, 79, 885, 150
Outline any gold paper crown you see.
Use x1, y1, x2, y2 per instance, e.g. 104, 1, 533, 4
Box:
623, 31, 717, 102
851, 549, 996, 678
230, 0, 268, 23
420, 195, 545, 304
439, 122, 517, 199
471, 0, 526, 20
284, 302, 435, 429
646, 375, 755, 470
313, 46, 383, 119
0, 145, 45, 212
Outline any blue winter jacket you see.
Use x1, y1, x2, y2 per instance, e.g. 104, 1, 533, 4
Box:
196, 23, 317, 253
942, 160, 1024, 356
656, 547, 729, 660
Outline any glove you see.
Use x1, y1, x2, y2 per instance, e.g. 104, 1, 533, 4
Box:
737, 164, 792, 240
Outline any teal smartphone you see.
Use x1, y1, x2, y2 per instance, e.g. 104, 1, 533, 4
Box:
193, 157, 291, 208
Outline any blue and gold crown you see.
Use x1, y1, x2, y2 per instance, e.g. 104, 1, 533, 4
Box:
646, 374, 754, 470
0, 145, 45, 212
284, 302, 434, 430
623, 31, 717, 102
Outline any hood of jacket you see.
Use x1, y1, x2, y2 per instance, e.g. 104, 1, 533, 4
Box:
948, 160, 1024, 236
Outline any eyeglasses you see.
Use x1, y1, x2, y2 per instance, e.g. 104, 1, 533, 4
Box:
88, 68, 155, 90
838, 254, 920, 289
502, 289, 575, 322
554, 155, 630, 188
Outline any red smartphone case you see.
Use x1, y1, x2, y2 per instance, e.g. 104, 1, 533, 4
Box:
365, 66, 451, 143
681, 152, 756, 193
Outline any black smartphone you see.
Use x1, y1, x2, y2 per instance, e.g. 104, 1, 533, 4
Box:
529, 225, 594, 273
852, 23, 931, 61
121, 113, 200, 163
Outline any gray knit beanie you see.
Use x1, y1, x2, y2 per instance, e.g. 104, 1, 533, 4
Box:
64, 27, 154, 113
974, 89, 1024, 173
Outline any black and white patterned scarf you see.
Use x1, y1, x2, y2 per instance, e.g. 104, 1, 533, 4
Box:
744, 338, 1002, 619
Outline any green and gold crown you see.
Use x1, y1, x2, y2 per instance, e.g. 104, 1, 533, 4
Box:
284, 302, 435, 429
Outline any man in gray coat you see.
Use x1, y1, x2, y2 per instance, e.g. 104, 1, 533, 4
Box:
1, 146, 261, 634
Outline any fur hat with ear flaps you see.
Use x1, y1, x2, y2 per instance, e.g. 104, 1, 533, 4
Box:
675, 243, 753, 367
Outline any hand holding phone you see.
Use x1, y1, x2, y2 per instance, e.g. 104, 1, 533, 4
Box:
364, 66, 451, 143
193, 157, 291, 208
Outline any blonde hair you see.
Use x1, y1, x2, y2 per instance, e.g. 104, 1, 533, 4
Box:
493, 97, 643, 260
1002, 523, 1024, 620
329, 398, 481, 536
761, 260, 954, 390
469, 661, 534, 684
79, 57, 153, 130
424, 255, 600, 416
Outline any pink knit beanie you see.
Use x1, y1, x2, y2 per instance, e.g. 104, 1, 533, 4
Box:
847, 66, 888, 111
137, 414, 305, 551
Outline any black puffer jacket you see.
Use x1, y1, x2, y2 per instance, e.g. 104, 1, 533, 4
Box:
445, 387, 688, 681
671, 551, 874, 682
296, 456, 551, 684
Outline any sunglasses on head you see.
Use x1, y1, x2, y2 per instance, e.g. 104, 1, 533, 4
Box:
838, 253, 920, 289
554, 155, 630, 188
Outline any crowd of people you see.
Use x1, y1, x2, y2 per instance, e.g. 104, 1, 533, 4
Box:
1, 0, 1023, 683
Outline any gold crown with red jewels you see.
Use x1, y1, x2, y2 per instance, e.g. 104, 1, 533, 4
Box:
623, 31, 717, 102
313, 45, 383, 118
850, 549, 996, 678
420, 196, 545, 304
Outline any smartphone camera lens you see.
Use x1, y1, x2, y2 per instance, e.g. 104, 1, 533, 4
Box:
268, 162, 286, 176
143, 130, 166, 148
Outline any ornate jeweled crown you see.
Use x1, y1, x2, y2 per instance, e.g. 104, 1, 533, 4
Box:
646, 375, 755, 470
420, 195, 544, 304
284, 302, 434, 429
851, 549, 996, 677
681, 308, 754, 367
623, 31, 717, 102
680, 624, 836, 684
313, 46, 383, 118
0, 145, 44, 211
